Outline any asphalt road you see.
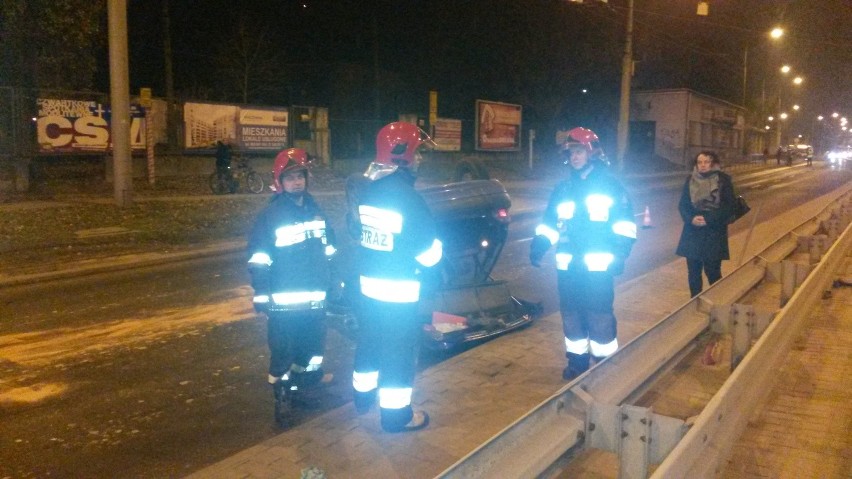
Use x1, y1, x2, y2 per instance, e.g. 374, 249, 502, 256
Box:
1, 161, 848, 478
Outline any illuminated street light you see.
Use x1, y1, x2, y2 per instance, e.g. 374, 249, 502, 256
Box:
780, 112, 788, 120
793, 104, 800, 111
780, 65, 791, 74
832, 112, 839, 118
770, 27, 784, 39
768, 116, 774, 121
765, 125, 771, 130
817, 115, 824, 121
793, 76, 803, 85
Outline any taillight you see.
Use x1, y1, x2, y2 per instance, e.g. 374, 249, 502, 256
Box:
495, 208, 510, 222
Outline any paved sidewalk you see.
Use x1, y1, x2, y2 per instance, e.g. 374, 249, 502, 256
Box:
183, 177, 850, 478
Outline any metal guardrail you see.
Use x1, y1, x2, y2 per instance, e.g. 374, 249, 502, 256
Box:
437, 188, 852, 479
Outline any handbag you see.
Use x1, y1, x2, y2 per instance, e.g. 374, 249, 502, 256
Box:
729, 195, 751, 223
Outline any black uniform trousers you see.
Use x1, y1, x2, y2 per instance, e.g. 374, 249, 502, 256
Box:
685, 257, 722, 297
267, 309, 325, 379
354, 295, 420, 430
557, 268, 617, 353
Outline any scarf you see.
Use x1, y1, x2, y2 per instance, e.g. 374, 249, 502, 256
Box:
688, 167, 720, 210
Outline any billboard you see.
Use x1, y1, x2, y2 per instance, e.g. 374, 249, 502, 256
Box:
432, 118, 462, 152
475, 100, 522, 151
35, 98, 146, 153
183, 102, 288, 152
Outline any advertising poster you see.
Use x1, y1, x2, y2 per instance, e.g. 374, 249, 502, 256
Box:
183, 102, 238, 149
238, 108, 288, 150
475, 100, 522, 151
432, 118, 462, 152
35, 98, 146, 153
184, 102, 288, 152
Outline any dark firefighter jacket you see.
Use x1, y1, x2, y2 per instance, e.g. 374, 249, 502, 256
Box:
246, 192, 335, 310
675, 171, 735, 262
356, 170, 442, 303
535, 163, 636, 275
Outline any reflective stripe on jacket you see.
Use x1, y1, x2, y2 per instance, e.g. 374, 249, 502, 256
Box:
534, 164, 636, 273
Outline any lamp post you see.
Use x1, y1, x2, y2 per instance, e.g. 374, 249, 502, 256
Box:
615, 0, 634, 173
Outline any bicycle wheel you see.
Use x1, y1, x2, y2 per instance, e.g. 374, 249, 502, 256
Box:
246, 171, 265, 194
209, 172, 230, 195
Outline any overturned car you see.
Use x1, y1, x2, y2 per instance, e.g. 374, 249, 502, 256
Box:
329, 178, 541, 350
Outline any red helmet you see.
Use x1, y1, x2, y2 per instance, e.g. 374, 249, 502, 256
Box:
375, 122, 435, 168
561, 127, 600, 153
272, 148, 309, 193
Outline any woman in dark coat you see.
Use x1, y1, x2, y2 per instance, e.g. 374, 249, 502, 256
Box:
675, 151, 736, 297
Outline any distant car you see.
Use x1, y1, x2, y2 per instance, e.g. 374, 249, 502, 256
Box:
826, 148, 852, 167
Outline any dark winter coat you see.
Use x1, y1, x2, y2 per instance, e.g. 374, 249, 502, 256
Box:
675, 171, 735, 261
356, 170, 439, 284
537, 163, 636, 275
246, 192, 334, 299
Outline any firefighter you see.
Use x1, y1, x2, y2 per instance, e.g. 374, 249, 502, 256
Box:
246, 148, 336, 423
351, 121, 442, 433
529, 127, 636, 380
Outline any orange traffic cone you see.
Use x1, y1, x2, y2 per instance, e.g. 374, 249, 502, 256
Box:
641, 206, 653, 229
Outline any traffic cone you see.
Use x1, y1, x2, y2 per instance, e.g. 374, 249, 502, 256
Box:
641, 206, 653, 229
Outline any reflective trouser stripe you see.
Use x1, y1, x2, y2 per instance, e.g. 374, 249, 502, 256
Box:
565, 337, 590, 355
590, 338, 618, 357
360, 276, 420, 303
555, 253, 573, 271
379, 387, 413, 409
271, 290, 327, 305
353, 371, 378, 393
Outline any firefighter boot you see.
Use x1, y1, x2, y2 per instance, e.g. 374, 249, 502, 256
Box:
271, 379, 290, 425
354, 389, 377, 415
563, 353, 590, 380
382, 409, 430, 433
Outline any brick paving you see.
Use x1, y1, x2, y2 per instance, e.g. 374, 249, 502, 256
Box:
721, 257, 852, 479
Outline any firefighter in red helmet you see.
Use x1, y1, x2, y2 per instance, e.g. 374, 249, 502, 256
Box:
246, 148, 336, 425
530, 127, 636, 380
350, 121, 441, 432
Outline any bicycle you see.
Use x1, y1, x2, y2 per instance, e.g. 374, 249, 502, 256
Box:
209, 156, 265, 194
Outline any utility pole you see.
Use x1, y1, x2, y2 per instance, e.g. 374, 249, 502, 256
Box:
615, 0, 634, 172
108, 0, 133, 207
742, 45, 748, 107
163, 0, 178, 150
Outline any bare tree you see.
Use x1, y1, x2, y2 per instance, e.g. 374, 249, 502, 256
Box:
212, 15, 282, 104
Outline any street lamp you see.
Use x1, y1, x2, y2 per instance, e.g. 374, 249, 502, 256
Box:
770, 27, 784, 39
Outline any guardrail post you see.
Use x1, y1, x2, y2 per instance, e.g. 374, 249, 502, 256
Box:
619, 405, 652, 479
779, 260, 812, 307
587, 403, 687, 479
729, 304, 751, 370
822, 217, 841, 242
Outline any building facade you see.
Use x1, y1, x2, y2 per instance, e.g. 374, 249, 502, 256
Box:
630, 89, 757, 168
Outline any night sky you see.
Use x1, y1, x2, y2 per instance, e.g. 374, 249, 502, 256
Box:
117, 0, 851, 152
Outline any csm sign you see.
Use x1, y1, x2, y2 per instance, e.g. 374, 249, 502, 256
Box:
36, 98, 146, 153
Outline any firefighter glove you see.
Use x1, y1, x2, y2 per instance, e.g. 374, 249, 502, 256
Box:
529, 235, 551, 267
